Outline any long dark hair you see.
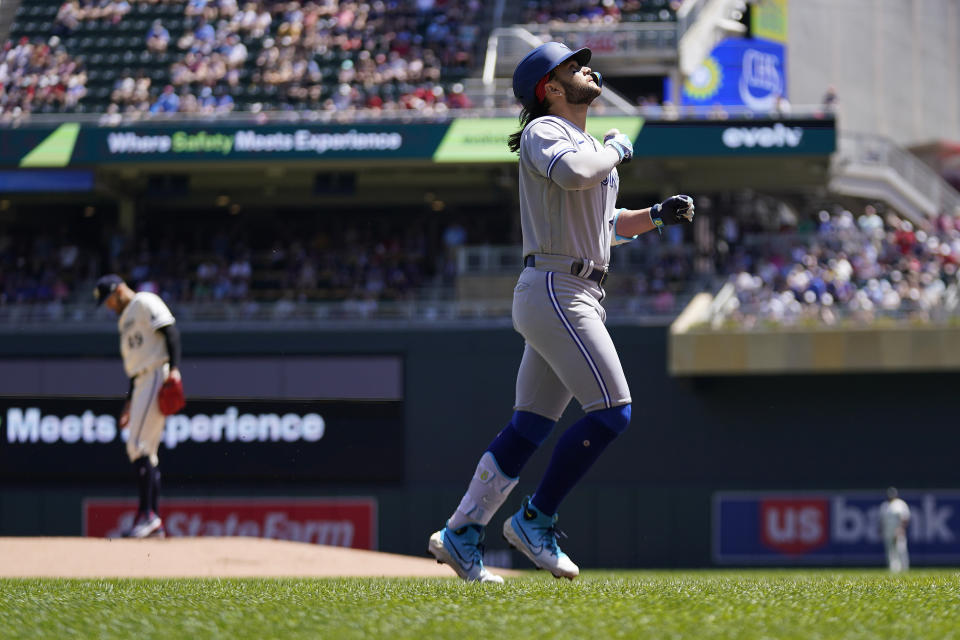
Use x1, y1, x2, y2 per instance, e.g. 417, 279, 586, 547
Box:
508, 74, 554, 154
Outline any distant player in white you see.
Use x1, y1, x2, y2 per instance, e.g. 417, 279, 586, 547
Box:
95, 274, 182, 538
427, 42, 694, 582
880, 487, 911, 572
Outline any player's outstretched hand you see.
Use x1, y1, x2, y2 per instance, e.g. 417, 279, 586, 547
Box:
603, 129, 633, 165
652, 195, 695, 225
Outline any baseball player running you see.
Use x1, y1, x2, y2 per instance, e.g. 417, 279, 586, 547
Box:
428, 42, 694, 582
95, 274, 182, 538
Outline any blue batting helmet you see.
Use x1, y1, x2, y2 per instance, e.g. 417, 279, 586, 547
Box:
512, 42, 592, 107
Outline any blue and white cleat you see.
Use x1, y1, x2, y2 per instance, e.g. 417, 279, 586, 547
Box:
503, 497, 579, 580
428, 525, 504, 584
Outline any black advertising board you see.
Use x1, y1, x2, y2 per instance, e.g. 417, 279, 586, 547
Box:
0, 397, 403, 482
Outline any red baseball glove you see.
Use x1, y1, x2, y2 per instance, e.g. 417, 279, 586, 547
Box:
157, 377, 186, 415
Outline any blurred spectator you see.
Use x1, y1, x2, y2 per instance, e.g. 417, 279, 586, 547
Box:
821, 84, 838, 115
53, 1, 82, 35
773, 93, 791, 117
111, 75, 152, 113
147, 20, 171, 54
149, 85, 180, 113
707, 103, 728, 120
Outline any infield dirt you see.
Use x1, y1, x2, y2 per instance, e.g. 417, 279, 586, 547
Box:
0, 537, 519, 578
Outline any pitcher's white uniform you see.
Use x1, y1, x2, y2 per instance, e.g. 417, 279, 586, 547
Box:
514, 115, 632, 417
880, 497, 911, 572
119, 291, 175, 465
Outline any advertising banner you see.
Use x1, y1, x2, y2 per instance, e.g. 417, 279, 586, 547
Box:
0, 116, 834, 168
634, 119, 835, 156
0, 397, 403, 481
84, 497, 377, 548
682, 38, 787, 112
751, 0, 788, 44
714, 491, 960, 565
3, 122, 449, 167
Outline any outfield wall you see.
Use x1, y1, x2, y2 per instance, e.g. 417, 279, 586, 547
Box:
1, 325, 958, 567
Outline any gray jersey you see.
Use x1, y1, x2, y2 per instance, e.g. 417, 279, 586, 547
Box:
513, 115, 632, 417
518, 115, 621, 266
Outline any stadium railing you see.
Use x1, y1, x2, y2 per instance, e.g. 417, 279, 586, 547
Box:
0, 294, 693, 330
456, 243, 696, 275
831, 132, 960, 222
0, 102, 835, 126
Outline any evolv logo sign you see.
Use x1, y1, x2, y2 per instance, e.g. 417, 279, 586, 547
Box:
722, 123, 803, 149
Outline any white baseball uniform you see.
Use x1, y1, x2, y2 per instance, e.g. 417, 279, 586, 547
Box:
119, 291, 175, 465
514, 115, 633, 417
880, 497, 911, 572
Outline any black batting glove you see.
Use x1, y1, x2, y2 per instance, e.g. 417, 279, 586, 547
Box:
651, 195, 695, 227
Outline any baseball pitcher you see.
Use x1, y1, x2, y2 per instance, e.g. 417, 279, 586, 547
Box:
428, 42, 695, 582
95, 274, 184, 538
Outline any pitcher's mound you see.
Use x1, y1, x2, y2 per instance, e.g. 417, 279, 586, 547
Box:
0, 537, 518, 579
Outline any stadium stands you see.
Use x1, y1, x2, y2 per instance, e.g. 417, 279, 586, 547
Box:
3, 193, 957, 328
0, 36, 87, 116
0, 206, 483, 309
5, 0, 487, 116
721, 208, 960, 327
521, 0, 679, 25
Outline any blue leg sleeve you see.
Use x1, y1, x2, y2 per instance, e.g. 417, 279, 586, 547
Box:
531, 404, 631, 515
485, 411, 556, 477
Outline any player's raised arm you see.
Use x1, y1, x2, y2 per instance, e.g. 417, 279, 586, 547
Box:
550, 140, 626, 190
550, 127, 633, 191
523, 122, 633, 192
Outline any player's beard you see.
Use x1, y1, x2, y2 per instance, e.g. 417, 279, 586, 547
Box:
561, 76, 602, 105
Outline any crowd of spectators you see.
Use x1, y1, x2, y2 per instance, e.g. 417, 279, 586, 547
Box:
723, 207, 960, 327
521, 0, 679, 25
0, 211, 490, 311
0, 37, 87, 118
2, 201, 959, 326
5, 0, 484, 118
105, 0, 481, 117
53, 0, 133, 35
101, 78, 235, 124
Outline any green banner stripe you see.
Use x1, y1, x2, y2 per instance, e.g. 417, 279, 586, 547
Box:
433, 117, 644, 163
19, 123, 81, 167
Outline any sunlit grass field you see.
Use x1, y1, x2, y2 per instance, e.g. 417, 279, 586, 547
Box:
2, 570, 959, 639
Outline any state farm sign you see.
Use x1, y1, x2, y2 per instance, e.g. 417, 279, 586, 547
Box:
84, 498, 377, 549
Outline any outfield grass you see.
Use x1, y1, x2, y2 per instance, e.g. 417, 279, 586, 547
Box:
2, 570, 959, 640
